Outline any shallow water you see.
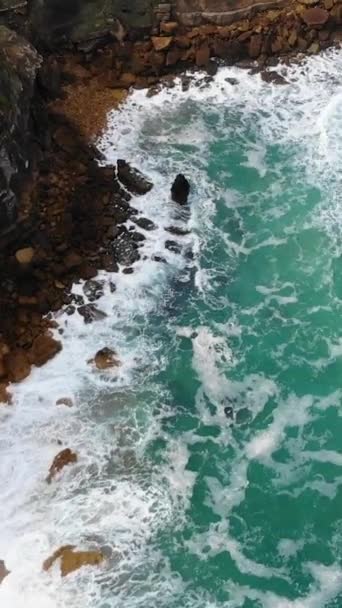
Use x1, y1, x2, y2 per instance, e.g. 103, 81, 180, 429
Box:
1, 48, 342, 607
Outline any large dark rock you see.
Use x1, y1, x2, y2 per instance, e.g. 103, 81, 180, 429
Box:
0, 27, 41, 234
117, 160, 153, 196
171, 174, 190, 205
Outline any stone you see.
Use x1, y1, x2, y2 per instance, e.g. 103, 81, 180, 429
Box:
195, 43, 210, 67
165, 240, 182, 254
15, 248, 35, 265
83, 280, 104, 302
261, 71, 288, 84
43, 546, 104, 577
93, 347, 120, 370
117, 160, 153, 195
4, 349, 31, 383
47, 448, 77, 483
132, 217, 156, 231
166, 226, 191, 236
248, 34, 262, 58
302, 7, 329, 26
299, 0, 319, 4
29, 334, 62, 367
160, 21, 178, 34
0, 560, 9, 584
152, 36, 173, 51
78, 304, 107, 324
56, 397, 73, 407
64, 252, 83, 270
171, 174, 190, 205
0, 383, 12, 404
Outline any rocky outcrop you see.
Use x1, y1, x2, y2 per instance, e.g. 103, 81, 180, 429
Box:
93, 347, 120, 369
0, 26, 41, 234
0, 559, 9, 584
47, 448, 78, 483
43, 545, 104, 577
171, 174, 190, 205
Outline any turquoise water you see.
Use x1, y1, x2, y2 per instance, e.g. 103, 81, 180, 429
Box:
2, 49, 342, 608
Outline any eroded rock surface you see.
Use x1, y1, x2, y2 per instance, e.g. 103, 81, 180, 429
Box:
43, 545, 104, 577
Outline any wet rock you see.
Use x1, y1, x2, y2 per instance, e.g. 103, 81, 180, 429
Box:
113, 234, 139, 266
78, 304, 107, 324
43, 546, 104, 577
152, 36, 173, 51
117, 160, 153, 196
64, 251, 83, 270
171, 174, 190, 205
83, 280, 104, 302
15, 247, 35, 265
0, 560, 9, 584
166, 226, 190, 236
47, 448, 78, 483
196, 42, 210, 67
132, 217, 156, 231
0, 383, 12, 404
4, 349, 31, 383
29, 334, 62, 367
93, 347, 120, 370
261, 71, 288, 85
165, 240, 182, 254
152, 255, 167, 263
248, 34, 262, 59
302, 7, 329, 26
56, 397, 73, 407
224, 405, 234, 420
160, 21, 178, 34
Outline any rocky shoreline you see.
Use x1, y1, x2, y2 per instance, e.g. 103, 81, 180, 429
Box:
0, 0, 341, 402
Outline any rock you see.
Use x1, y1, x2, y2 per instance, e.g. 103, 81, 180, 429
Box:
93, 347, 120, 370
299, 0, 319, 4
165, 240, 182, 254
152, 36, 173, 51
132, 217, 156, 231
56, 397, 73, 407
83, 280, 104, 302
261, 71, 288, 85
160, 22, 178, 34
195, 42, 210, 67
47, 448, 77, 483
112, 234, 139, 266
78, 304, 107, 324
248, 34, 262, 59
43, 546, 104, 577
0, 560, 9, 584
4, 349, 31, 383
166, 225, 190, 236
171, 174, 190, 205
117, 160, 153, 195
64, 252, 83, 270
15, 248, 35, 265
0, 383, 12, 404
302, 7, 329, 26
29, 334, 62, 367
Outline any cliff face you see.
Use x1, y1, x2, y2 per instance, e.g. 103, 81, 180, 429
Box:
0, 26, 41, 234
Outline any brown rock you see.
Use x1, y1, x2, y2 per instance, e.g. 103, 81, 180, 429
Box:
248, 34, 262, 58
0, 383, 12, 404
160, 21, 178, 35
0, 560, 9, 584
4, 349, 31, 383
29, 334, 62, 367
152, 36, 173, 51
93, 347, 120, 370
166, 47, 183, 66
299, 0, 319, 4
15, 247, 35, 265
195, 43, 210, 67
43, 546, 104, 577
47, 448, 77, 483
64, 252, 83, 270
302, 7, 329, 26
324, 0, 333, 9
56, 397, 73, 407
78, 304, 107, 324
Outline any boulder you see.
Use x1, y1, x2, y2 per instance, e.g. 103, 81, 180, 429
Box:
56, 397, 73, 407
132, 217, 156, 231
248, 34, 262, 59
196, 42, 210, 67
15, 247, 35, 265
171, 174, 190, 205
0, 383, 12, 404
152, 36, 173, 51
0, 560, 9, 584
29, 334, 62, 367
4, 349, 31, 383
78, 304, 107, 324
83, 280, 104, 302
302, 7, 329, 26
93, 347, 120, 370
47, 448, 77, 483
64, 251, 83, 270
43, 546, 104, 577
160, 22, 178, 34
117, 160, 153, 195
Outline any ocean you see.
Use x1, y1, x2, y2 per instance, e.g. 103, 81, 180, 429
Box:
1, 47, 342, 607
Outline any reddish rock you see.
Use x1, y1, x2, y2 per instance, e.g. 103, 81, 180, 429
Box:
248, 34, 262, 58
166, 47, 183, 66
47, 448, 77, 483
152, 36, 173, 51
160, 21, 178, 35
195, 43, 210, 67
29, 334, 62, 367
93, 347, 120, 370
302, 7, 329, 26
15, 247, 35, 265
0, 560, 9, 584
64, 252, 83, 270
0, 383, 12, 404
43, 546, 104, 577
4, 349, 31, 383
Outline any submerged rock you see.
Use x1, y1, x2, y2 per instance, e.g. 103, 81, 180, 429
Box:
78, 304, 107, 324
0, 560, 9, 584
171, 174, 190, 205
56, 397, 73, 407
132, 217, 156, 231
93, 347, 120, 370
47, 448, 78, 483
43, 545, 104, 577
117, 160, 153, 195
